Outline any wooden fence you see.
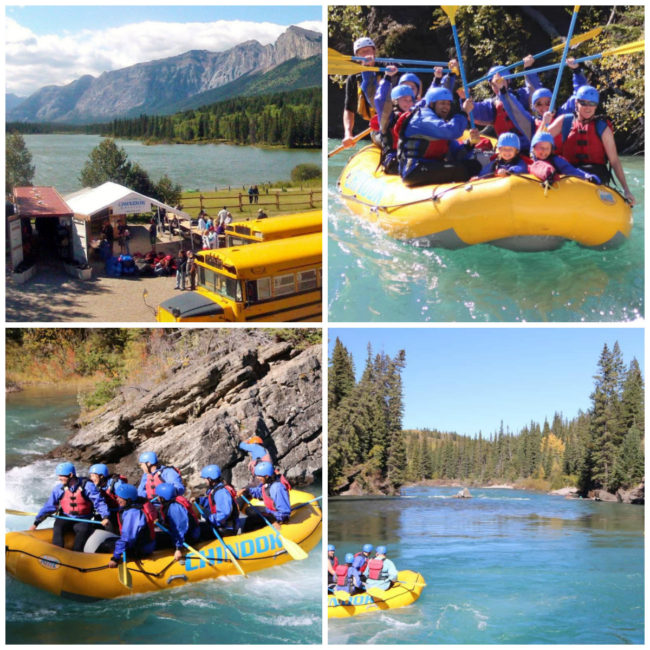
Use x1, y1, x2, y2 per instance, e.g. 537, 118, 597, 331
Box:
181, 189, 322, 216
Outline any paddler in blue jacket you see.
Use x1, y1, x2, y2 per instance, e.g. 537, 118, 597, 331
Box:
477, 132, 528, 178
195, 464, 239, 533
397, 86, 478, 186
107, 483, 156, 568
364, 545, 398, 591
31, 462, 110, 551
334, 553, 365, 595
237, 461, 291, 530
137, 451, 185, 501
88, 462, 127, 533
154, 482, 200, 561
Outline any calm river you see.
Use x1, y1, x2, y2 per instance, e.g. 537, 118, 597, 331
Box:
6, 388, 322, 644
24, 134, 321, 194
328, 139, 644, 322
329, 487, 644, 644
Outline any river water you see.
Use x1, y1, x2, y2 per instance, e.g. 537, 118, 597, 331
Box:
329, 487, 644, 644
328, 139, 644, 322
6, 388, 322, 645
23, 134, 322, 195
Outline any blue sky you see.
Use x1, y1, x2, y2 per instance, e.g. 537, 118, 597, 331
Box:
328, 328, 644, 437
6, 6, 322, 95
6, 6, 322, 34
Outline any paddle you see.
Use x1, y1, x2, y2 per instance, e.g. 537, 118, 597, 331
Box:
467, 26, 603, 88
154, 521, 221, 573
329, 59, 448, 76
193, 502, 247, 578
549, 6, 581, 115
7, 509, 107, 526
118, 551, 132, 589
328, 127, 372, 158
329, 47, 447, 69
239, 494, 308, 561
500, 41, 645, 82
290, 496, 323, 511
333, 589, 351, 602
442, 6, 475, 130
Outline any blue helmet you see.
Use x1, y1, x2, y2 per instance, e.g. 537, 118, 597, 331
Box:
531, 131, 555, 150
391, 84, 415, 101
89, 463, 109, 477
328, 544, 336, 552
353, 37, 375, 54
345, 553, 354, 564
139, 451, 158, 465
376, 545, 387, 555
497, 132, 521, 150
488, 65, 507, 78
362, 543, 373, 553
399, 72, 421, 90
155, 482, 176, 501
115, 483, 138, 501
200, 464, 222, 480
531, 88, 552, 107
576, 85, 599, 104
254, 461, 274, 477
56, 462, 76, 477
425, 86, 453, 106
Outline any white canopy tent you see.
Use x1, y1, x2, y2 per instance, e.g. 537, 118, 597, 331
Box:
64, 182, 190, 263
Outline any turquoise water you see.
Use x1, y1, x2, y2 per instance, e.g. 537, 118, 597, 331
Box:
6, 389, 322, 645
24, 134, 321, 194
328, 488, 644, 644
328, 139, 644, 322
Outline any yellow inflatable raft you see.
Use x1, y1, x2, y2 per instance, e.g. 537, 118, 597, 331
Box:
328, 570, 425, 618
6, 490, 321, 601
337, 145, 632, 252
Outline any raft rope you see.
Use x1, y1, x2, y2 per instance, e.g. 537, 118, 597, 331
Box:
342, 171, 626, 215
329, 572, 425, 608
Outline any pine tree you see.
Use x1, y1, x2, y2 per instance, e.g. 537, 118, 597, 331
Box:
328, 337, 355, 411
6, 132, 35, 192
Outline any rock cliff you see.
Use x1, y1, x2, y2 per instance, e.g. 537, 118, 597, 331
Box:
46, 332, 322, 493
10, 26, 321, 123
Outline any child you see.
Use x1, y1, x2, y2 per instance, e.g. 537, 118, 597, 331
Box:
528, 132, 601, 185
477, 132, 529, 178
375, 83, 416, 174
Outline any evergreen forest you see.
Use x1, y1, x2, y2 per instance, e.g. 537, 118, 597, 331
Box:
328, 339, 644, 497
7, 88, 321, 149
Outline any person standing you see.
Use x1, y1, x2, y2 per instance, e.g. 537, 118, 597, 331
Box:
186, 250, 197, 291
102, 220, 115, 256
149, 219, 157, 248
175, 250, 187, 290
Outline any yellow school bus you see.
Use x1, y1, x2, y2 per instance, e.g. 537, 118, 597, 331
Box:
157, 233, 322, 322
224, 210, 322, 247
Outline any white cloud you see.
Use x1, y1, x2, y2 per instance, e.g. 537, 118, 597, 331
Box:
6, 17, 322, 97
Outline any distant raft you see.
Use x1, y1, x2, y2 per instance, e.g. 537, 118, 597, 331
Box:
337, 145, 632, 252
328, 570, 425, 618
6, 490, 321, 601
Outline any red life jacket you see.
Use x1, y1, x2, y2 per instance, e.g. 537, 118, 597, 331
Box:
353, 551, 369, 573
493, 99, 516, 136
160, 495, 201, 526
207, 483, 238, 524
331, 556, 339, 570
117, 502, 157, 542
261, 484, 277, 512
59, 478, 93, 516
335, 564, 350, 587
144, 466, 182, 500
369, 114, 380, 132
367, 558, 386, 581
103, 475, 128, 510
559, 114, 609, 166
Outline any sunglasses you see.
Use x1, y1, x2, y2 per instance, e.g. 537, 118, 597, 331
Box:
577, 100, 598, 107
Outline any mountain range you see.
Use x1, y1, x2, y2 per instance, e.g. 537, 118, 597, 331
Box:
7, 25, 321, 124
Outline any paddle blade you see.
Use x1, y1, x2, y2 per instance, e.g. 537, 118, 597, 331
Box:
118, 556, 132, 589
333, 589, 351, 602
6, 509, 37, 516
328, 59, 380, 75
567, 26, 603, 48
279, 534, 308, 560
365, 587, 387, 601
328, 47, 352, 62
441, 5, 458, 24
603, 40, 645, 57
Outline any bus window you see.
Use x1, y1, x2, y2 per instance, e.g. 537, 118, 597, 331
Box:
273, 274, 296, 296
227, 236, 250, 247
256, 277, 271, 300
297, 269, 318, 291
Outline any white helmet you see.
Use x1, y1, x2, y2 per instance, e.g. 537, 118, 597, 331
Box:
353, 37, 376, 54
